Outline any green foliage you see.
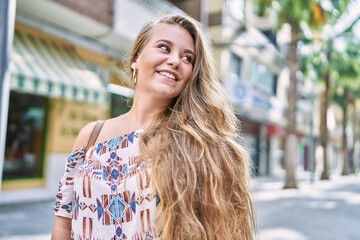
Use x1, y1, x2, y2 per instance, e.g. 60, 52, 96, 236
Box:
277, 0, 312, 29
254, 0, 359, 98
253, 0, 273, 16
300, 47, 327, 81
332, 90, 345, 107
322, 0, 352, 26
308, 2, 327, 30
253, 0, 324, 32
330, 37, 360, 89
329, 0, 351, 16
253, 0, 352, 37
331, 52, 360, 84
301, 38, 360, 88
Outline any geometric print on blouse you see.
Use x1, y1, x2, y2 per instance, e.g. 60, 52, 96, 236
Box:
54, 149, 85, 216
54, 129, 160, 240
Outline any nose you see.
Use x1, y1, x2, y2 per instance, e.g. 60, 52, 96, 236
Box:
166, 53, 180, 67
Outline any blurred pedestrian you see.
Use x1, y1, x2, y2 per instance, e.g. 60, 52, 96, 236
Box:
51, 14, 255, 240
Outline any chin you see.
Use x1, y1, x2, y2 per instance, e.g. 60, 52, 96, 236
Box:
155, 90, 178, 99
155, 87, 176, 96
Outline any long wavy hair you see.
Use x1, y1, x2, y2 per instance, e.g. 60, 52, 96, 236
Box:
129, 15, 256, 239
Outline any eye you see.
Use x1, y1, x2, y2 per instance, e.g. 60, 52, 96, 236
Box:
181, 55, 194, 64
159, 43, 170, 52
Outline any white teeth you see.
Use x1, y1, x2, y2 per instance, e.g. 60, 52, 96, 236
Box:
159, 71, 176, 80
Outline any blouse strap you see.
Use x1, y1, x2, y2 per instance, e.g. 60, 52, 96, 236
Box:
85, 120, 105, 152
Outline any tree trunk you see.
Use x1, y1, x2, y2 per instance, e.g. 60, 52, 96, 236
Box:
350, 99, 356, 173
284, 27, 299, 189
320, 59, 331, 180
284, 134, 298, 188
341, 87, 349, 175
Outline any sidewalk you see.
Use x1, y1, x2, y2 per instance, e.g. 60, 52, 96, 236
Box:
0, 200, 54, 240
253, 172, 360, 240
0, 172, 359, 239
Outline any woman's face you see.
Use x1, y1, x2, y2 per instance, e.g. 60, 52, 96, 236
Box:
131, 23, 195, 101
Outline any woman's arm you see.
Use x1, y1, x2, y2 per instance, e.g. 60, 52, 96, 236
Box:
51, 121, 98, 239
51, 216, 71, 240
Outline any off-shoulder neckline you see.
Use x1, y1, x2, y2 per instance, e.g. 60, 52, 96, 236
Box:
73, 128, 143, 155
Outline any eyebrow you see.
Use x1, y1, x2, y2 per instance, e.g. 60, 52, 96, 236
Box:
155, 39, 195, 56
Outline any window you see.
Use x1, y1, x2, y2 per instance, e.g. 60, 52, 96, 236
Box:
249, 59, 276, 96
4, 92, 48, 179
230, 53, 243, 78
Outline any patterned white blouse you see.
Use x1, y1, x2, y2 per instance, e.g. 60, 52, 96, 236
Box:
54, 129, 159, 240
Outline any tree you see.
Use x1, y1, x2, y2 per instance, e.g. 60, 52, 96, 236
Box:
255, 0, 356, 185
302, 1, 358, 179
254, 0, 327, 188
331, 38, 360, 175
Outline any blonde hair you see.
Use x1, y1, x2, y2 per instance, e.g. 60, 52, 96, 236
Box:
129, 15, 256, 239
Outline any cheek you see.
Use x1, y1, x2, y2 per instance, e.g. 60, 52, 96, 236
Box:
184, 66, 193, 81
180, 74, 192, 91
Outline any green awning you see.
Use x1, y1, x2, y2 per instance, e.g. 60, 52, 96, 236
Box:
9, 30, 108, 105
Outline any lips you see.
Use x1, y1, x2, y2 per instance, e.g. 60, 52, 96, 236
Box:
158, 71, 178, 81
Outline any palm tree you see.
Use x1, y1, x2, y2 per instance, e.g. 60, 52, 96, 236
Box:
300, 4, 359, 179
331, 39, 360, 175
254, 0, 357, 185
254, 0, 327, 188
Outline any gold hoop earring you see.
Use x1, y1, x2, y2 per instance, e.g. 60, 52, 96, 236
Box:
132, 68, 137, 85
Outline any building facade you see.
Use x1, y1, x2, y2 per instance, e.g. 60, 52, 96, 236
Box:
197, 0, 324, 177
205, 0, 288, 176
1, 0, 332, 204
0, 0, 184, 203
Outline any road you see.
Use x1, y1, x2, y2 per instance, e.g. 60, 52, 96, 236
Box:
254, 174, 360, 240
0, 173, 359, 240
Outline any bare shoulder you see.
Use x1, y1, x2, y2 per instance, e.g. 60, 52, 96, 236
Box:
94, 114, 137, 143
71, 121, 99, 152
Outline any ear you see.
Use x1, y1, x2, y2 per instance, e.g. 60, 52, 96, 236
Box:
131, 61, 137, 70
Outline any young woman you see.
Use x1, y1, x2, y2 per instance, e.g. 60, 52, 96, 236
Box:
52, 14, 256, 240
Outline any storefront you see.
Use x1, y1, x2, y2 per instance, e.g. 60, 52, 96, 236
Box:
224, 59, 286, 176
1, 26, 110, 192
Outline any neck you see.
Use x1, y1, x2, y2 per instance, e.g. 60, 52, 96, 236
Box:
125, 92, 171, 129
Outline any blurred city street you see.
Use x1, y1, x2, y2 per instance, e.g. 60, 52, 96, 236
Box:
254, 173, 360, 240
0, 172, 359, 240
1, 0, 360, 239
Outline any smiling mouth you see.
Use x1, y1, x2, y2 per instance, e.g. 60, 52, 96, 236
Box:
158, 71, 177, 81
